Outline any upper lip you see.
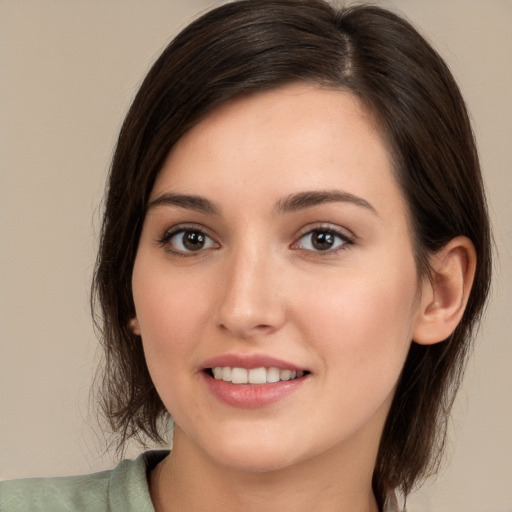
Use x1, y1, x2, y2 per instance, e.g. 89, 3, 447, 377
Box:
201, 353, 307, 372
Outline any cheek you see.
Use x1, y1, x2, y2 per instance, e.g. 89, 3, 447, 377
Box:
294, 269, 418, 443
134, 249, 209, 326
131, 262, 210, 421
131, 256, 208, 374
297, 252, 419, 383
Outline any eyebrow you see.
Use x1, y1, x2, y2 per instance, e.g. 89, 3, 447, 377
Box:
147, 193, 221, 215
275, 190, 378, 215
146, 189, 377, 217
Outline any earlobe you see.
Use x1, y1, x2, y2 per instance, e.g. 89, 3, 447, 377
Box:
129, 317, 141, 336
413, 236, 476, 345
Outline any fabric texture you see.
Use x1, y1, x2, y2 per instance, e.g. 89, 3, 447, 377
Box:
0, 451, 168, 512
0, 450, 402, 511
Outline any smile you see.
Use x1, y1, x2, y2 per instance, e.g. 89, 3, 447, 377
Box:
211, 366, 305, 384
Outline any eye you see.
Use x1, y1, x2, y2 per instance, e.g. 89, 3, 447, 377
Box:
160, 228, 218, 255
295, 228, 352, 252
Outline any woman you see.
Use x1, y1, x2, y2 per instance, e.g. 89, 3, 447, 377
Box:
0, 1, 491, 511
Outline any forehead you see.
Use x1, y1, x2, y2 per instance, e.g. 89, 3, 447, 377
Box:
151, 84, 406, 221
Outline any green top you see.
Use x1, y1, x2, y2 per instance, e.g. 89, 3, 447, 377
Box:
0, 450, 169, 512
1, 450, 402, 511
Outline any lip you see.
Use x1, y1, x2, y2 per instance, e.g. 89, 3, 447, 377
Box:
200, 353, 310, 409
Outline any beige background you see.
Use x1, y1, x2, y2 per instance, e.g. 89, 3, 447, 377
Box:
0, 1, 511, 511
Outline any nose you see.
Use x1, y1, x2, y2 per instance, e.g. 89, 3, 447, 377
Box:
215, 247, 286, 339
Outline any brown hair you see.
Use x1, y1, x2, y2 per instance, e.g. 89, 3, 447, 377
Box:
92, 0, 491, 502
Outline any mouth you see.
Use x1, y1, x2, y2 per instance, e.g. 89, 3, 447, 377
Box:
206, 366, 308, 385
200, 354, 310, 407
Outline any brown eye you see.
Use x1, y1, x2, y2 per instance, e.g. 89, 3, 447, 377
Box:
165, 229, 218, 254
296, 229, 351, 252
311, 231, 336, 250
182, 230, 207, 251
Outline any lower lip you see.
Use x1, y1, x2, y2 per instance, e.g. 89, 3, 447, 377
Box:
202, 372, 308, 409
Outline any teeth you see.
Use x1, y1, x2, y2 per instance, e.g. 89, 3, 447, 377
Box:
231, 367, 248, 384
248, 367, 266, 384
280, 369, 292, 381
211, 366, 306, 384
267, 367, 280, 383
221, 367, 232, 382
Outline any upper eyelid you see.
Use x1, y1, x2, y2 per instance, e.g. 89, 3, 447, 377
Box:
160, 222, 212, 236
291, 229, 354, 248
158, 223, 217, 245
290, 231, 354, 260
158, 226, 220, 258
156, 221, 356, 247
293, 223, 356, 242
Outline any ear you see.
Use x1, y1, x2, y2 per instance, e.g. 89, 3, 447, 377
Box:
129, 317, 141, 336
413, 236, 476, 345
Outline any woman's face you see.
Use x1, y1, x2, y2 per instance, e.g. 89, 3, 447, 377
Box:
132, 84, 423, 473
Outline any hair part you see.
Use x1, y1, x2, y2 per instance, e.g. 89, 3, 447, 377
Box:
92, 0, 491, 502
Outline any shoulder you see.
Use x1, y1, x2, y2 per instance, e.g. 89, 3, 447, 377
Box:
0, 450, 169, 512
0, 469, 111, 512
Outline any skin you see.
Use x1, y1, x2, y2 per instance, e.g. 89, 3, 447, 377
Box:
131, 84, 474, 511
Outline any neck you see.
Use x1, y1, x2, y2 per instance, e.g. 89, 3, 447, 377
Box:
149, 428, 380, 512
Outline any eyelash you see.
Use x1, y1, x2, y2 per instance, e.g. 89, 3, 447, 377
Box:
157, 225, 218, 258
157, 224, 355, 258
292, 226, 355, 255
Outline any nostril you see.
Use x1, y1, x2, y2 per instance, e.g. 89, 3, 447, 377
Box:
217, 321, 279, 339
